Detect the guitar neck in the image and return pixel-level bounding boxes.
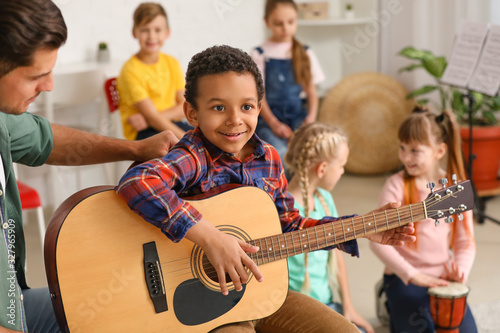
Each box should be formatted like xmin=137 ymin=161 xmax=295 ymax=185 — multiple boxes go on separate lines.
xmin=248 ymin=202 xmax=426 ymax=265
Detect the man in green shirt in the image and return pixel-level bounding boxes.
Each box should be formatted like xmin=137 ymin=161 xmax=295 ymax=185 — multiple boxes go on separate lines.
xmin=0 ymin=1 xmax=177 ymax=331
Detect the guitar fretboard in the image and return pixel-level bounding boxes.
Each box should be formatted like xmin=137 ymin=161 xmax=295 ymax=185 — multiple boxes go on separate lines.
xmin=248 ymin=202 xmax=426 ymax=265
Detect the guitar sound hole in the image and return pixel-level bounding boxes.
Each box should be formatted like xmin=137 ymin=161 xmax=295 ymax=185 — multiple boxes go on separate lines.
xmin=202 ymin=254 xmax=233 ymax=283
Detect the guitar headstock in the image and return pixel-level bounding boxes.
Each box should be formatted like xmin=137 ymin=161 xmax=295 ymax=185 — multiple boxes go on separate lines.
xmin=424 ymin=178 xmax=474 ymax=226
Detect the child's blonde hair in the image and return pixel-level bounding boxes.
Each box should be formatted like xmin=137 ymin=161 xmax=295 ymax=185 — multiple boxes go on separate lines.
xmin=285 ymin=122 xmax=348 ymax=218
xmin=264 ymin=0 xmax=311 ymax=88
xmin=133 ymin=2 xmax=169 ymax=30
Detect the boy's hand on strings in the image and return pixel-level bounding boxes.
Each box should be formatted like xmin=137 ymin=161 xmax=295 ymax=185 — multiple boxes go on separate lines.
xmin=185 ymin=219 xmax=263 ymax=295
xmin=441 ymin=261 xmax=465 ymax=283
xmin=410 ymin=272 xmax=449 ymax=288
xmin=365 ymin=202 xmax=416 ymax=246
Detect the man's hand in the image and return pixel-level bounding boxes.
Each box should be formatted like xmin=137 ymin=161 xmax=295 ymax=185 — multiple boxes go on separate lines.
xmin=365 ymin=202 xmax=416 ymax=246
xmin=134 ymin=130 xmax=179 ymax=162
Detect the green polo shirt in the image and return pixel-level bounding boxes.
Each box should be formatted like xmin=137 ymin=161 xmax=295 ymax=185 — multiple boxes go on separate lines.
xmin=0 ymin=112 xmax=53 ymax=331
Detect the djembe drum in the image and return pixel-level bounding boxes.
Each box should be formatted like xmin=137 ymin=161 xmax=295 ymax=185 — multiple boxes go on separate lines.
xmin=428 ymin=282 xmax=470 ymax=333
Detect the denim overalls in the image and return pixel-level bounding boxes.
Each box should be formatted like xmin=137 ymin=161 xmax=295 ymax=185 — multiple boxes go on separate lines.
xmin=254 ymin=46 xmax=307 ymax=164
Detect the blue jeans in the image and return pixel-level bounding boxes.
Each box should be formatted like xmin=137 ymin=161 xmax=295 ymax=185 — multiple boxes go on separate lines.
xmin=255 ymin=121 xmax=288 ymax=166
xmin=255 ymin=52 xmax=307 ymax=171
xmin=23 ymin=287 xmax=61 ymax=333
xmin=383 ymin=274 xmax=477 ymax=333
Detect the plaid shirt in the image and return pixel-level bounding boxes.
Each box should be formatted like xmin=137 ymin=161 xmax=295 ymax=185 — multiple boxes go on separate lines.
xmin=116 ymin=127 xmax=358 ymax=256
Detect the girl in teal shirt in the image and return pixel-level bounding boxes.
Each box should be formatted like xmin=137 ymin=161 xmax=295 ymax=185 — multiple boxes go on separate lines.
xmin=285 ymin=122 xmax=374 ymax=333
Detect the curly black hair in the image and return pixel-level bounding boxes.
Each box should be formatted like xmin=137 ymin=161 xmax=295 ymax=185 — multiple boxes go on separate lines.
xmin=184 ymin=45 xmax=264 ymax=109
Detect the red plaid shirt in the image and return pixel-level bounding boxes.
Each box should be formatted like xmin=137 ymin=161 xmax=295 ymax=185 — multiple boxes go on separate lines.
xmin=116 ymin=127 xmax=358 ymax=256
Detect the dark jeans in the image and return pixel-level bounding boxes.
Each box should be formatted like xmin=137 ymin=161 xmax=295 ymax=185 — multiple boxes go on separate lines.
xmin=383 ymin=274 xmax=477 ymax=333
xmin=23 ymin=287 xmax=61 ymax=333
xmin=135 ymin=120 xmax=193 ymax=140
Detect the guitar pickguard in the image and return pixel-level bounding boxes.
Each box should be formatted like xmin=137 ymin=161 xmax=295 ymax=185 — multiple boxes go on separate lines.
xmin=173 ymin=279 xmax=245 ymax=325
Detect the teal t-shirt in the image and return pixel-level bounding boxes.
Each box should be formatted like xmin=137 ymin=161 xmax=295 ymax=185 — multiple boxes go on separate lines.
xmin=0 ymin=112 xmax=53 ymax=331
xmin=287 ymin=188 xmax=338 ymax=305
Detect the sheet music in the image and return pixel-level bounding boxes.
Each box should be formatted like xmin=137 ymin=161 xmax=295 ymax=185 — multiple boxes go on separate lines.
xmin=468 ymin=25 xmax=500 ymax=96
xmin=440 ymin=22 xmax=489 ymax=89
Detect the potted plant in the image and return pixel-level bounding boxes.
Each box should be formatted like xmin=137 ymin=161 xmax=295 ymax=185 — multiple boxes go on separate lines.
xmin=398 ymin=46 xmax=500 ymax=191
xmin=345 ymin=3 xmax=354 ymax=19
xmin=97 ymin=42 xmax=110 ymax=63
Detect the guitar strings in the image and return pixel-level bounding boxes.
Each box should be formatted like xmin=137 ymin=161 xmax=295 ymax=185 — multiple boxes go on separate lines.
xmin=156 ymin=191 xmax=462 ymax=289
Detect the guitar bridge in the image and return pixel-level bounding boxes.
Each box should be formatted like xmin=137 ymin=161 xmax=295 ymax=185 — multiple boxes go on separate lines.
xmin=143 ymin=242 xmax=168 ymax=313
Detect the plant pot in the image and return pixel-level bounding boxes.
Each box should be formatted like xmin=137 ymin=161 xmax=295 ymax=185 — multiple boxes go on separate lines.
xmin=97 ymin=49 xmax=110 ymax=63
xmin=345 ymin=10 xmax=355 ymax=19
xmin=460 ymin=126 xmax=500 ymax=191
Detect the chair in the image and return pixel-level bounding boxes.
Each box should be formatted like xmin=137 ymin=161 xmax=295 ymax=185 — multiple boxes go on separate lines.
xmin=104 ymin=77 xmax=119 ymax=113
xmin=17 ymin=181 xmax=46 ymax=246
xmin=103 ymin=77 xmax=125 ymax=183
xmin=103 ymin=77 xmax=123 ymax=138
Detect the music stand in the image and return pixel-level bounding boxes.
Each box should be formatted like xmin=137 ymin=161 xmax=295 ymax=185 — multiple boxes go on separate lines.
xmin=462 ymin=92 xmax=500 ymax=225
xmin=440 ymin=21 xmax=500 ymax=225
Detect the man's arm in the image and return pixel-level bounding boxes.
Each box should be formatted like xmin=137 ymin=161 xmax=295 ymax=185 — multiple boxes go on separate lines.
xmin=46 ymin=123 xmax=178 ymax=165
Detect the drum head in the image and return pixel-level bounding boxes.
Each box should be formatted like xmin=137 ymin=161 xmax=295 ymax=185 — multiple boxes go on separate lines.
xmin=428 ymin=282 xmax=470 ymax=298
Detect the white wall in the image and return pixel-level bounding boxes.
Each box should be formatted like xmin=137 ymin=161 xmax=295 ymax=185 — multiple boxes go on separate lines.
xmin=379 ymin=0 xmax=492 ymax=99
xmin=54 ymin=0 xmax=267 ymax=70
xmin=23 ymin=0 xmax=497 ymax=212
xmin=23 ymin=0 xmax=271 ymax=211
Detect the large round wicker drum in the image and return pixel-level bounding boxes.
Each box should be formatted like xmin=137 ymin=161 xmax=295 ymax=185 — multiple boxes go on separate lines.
xmin=319 ymin=72 xmax=414 ymax=174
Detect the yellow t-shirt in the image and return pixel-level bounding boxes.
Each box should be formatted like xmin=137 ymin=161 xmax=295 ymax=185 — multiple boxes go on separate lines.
xmin=117 ymin=53 xmax=185 ymax=140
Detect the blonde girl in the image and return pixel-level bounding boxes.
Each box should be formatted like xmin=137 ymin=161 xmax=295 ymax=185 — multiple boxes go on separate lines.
xmin=285 ymin=122 xmax=374 ymax=333
xmin=370 ymin=107 xmax=477 ymax=332
xmin=251 ymin=0 xmax=325 ymax=165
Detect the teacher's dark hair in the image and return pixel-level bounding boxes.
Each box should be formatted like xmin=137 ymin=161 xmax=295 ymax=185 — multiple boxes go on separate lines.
xmin=0 ymin=0 xmax=67 ymax=78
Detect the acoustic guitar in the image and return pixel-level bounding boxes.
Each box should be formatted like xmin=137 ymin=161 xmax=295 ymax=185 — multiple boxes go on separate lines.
xmin=44 ymin=181 xmax=473 ymax=332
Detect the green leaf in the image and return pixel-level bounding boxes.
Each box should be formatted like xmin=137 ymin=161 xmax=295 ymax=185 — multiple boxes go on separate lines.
xmin=482 ymin=111 xmax=498 ymax=125
xmin=423 ymin=57 xmax=447 ymax=79
xmin=406 ymin=85 xmax=437 ymax=99
xmin=451 ymin=90 xmax=465 ymax=112
xmin=491 ymin=96 xmax=500 ymax=110
xmin=398 ymin=64 xmax=423 ymax=74
xmin=416 ymin=98 xmax=429 ymax=105
xmin=471 ymin=91 xmax=484 ymax=110
xmin=399 ymin=46 xmax=434 ymax=60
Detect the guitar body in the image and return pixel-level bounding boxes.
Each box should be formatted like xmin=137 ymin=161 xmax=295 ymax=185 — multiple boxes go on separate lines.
xmin=45 ymin=186 xmax=288 ymax=333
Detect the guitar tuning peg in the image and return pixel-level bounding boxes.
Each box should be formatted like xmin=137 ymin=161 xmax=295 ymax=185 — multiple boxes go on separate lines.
xmin=426 ymin=182 xmax=436 ymax=193
xmin=458 ymin=213 xmax=464 ymax=221
xmin=439 ymin=178 xmax=448 ymax=188
xmin=434 ymin=219 xmax=440 ymax=227
xmin=452 ymin=174 xmax=458 ymax=185
xmin=445 ymin=216 xmax=454 ymax=224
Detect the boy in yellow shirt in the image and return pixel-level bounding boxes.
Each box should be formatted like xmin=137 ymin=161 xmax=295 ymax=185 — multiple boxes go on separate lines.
xmin=117 ymin=2 xmax=191 ymax=140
